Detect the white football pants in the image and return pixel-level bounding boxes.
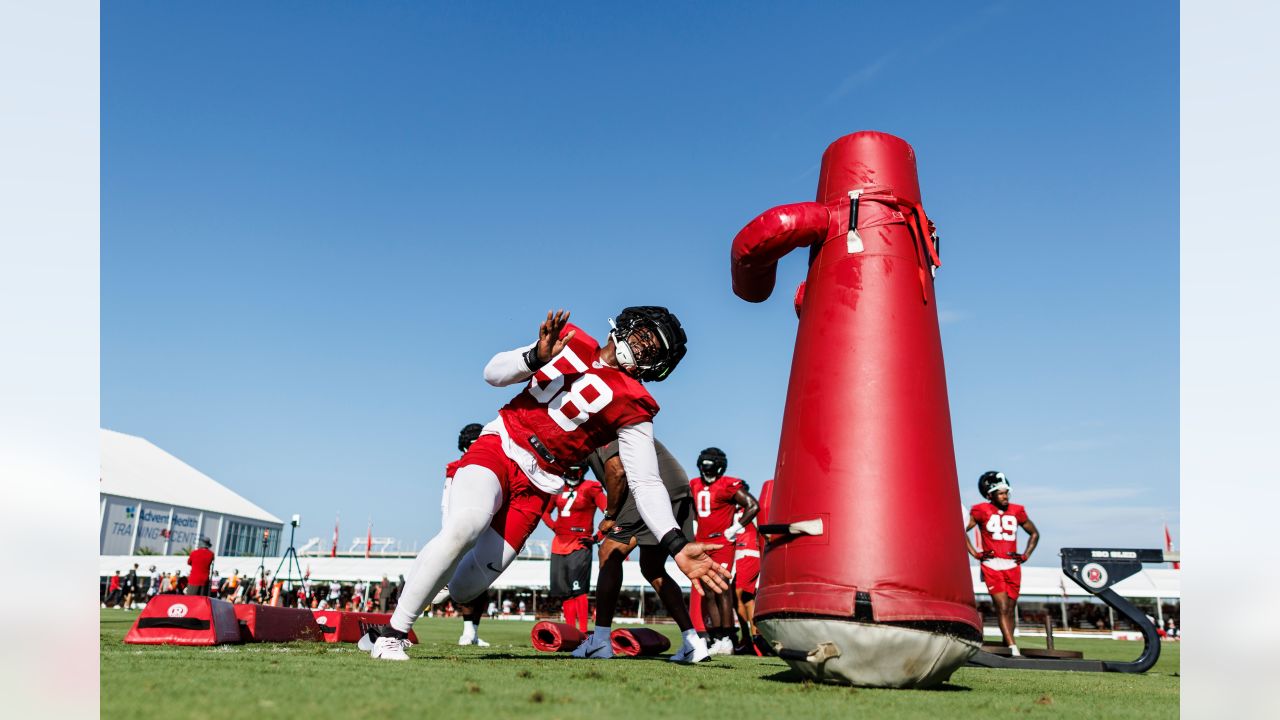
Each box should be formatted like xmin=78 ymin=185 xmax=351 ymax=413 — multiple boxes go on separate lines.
xmin=389 ymin=465 xmax=520 ymax=634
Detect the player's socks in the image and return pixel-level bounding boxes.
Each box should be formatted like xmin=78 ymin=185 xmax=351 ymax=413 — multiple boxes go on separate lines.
xmin=593 ymin=625 xmax=612 ymax=643
xmin=1009 ymin=645 xmax=1020 ymax=657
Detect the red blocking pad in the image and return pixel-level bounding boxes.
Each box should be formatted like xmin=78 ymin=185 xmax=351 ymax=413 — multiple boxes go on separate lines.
xmin=530 ymin=621 xmax=586 ymax=652
xmin=311 ymin=610 xmax=417 ymax=644
xmin=610 ymin=627 xmax=671 ymax=657
xmin=123 ymin=595 xmax=241 ymax=646
xmin=234 ymin=604 xmax=323 ymax=643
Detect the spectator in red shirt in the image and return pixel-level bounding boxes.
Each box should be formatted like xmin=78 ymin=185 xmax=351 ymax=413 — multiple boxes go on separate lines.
xmin=186 ymin=537 xmax=215 ymax=596
xmin=104 ymin=571 xmax=122 ymax=608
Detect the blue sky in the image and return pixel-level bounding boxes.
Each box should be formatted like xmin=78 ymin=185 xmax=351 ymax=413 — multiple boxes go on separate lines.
xmin=103 ymin=2 xmax=1178 ymax=557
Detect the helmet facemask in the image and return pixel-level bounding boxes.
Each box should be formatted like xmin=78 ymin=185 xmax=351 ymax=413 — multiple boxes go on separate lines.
xmin=978 ymin=471 xmax=1011 ymax=501
xmin=607 ymin=306 xmax=687 ymax=382
xmin=699 ymin=461 xmax=722 ymax=483
xmin=697 ymin=447 xmax=727 ymax=483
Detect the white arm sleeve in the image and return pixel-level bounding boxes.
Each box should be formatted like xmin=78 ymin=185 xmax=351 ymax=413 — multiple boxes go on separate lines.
xmin=616 ymin=422 xmax=678 ymax=539
xmin=483 ymin=341 xmax=537 ymax=387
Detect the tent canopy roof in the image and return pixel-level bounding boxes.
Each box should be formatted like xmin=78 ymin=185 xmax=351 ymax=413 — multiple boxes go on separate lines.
xmin=100 ymin=429 xmax=280 ymax=524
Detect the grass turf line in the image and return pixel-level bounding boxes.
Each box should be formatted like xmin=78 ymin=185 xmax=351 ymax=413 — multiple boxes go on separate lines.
xmin=101 ymin=610 xmax=1178 ymax=719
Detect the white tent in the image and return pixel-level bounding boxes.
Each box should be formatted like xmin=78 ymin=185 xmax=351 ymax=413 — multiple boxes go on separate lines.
xmin=100 ymin=429 xmax=280 ymax=524
xmin=99 ymin=429 xmax=282 ymax=556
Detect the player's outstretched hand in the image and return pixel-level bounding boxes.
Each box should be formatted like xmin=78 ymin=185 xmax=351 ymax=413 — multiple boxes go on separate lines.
xmin=537 ymin=309 xmax=575 ymax=363
xmin=674 ymin=542 xmax=733 ymax=594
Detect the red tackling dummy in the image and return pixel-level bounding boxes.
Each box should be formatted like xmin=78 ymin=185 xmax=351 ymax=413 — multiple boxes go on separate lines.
xmin=730 ymin=131 xmax=981 ymax=688
xmin=609 ymin=627 xmax=671 ymax=657
xmin=234 ymin=604 xmax=323 ymax=643
xmin=311 ymin=610 xmax=419 ymax=644
xmin=530 ymin=621 xmax=586 ymax=652
xmin=123 ymin=595 xmax=241 ymax=646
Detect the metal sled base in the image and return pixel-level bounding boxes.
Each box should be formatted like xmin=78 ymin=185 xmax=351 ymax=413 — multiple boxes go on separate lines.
xmin=966 ymin=547 xmax=1177 ymax=674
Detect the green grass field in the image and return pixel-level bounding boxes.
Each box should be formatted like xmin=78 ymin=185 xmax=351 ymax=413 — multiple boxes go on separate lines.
xmin=101 ymin=610 xmax=1178 ymax=719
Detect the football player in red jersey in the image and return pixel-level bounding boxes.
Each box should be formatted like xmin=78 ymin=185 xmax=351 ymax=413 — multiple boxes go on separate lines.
xmin=575 ymin=437 xmax=709 ymax=662
xmin=689 ymin=447 xmax=758 ymax=656
xmin=542 ymin=461 xmax=606 ymax=633
xmin=966 ymin=471 xmax=1040 ymax=656
xmin=366 ymin=308 xmax=732 ymax=661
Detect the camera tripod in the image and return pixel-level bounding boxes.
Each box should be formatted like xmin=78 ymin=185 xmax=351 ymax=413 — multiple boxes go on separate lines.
xmin=273 ymin=521 xmax=305 ymax=607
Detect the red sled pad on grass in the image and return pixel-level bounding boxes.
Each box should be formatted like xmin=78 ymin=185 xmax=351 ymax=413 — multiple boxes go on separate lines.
xmin=123 ymin=595 xmax=241 ymax=646
xmin=531 ymin=621 xmax=585 ymax=652
xmin=310 ymin=610 xmax=418 ymax=644
xmin=234 ymin=604 xmax=323 ymax=643
xmin=610 ymin=627 xmax=671 ymax=656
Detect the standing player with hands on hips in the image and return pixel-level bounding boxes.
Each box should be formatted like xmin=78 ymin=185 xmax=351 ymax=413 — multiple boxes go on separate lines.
xmin=966 ymin=471 xmax=1040 ymax=656
xmin=366 ymin=308 xmax=733 ymax=661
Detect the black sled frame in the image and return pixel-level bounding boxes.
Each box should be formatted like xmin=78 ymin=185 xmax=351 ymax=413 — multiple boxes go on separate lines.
xmin=967 ymin=547 xmax=1177 ymax=673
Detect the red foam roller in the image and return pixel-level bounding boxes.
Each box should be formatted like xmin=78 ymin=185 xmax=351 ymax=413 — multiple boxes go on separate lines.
xmin=610 ymin=627 xmax=671 ymax=657
xmin=530 ymin=621 xmax=585 ymax=652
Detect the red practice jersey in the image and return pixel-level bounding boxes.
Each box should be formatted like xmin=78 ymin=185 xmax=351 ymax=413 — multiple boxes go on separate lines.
xmin=543 ymin=479 xmax=607 ymax=554
xmin=970 ymin=502 xmax=1029 ymax=560
xmin=690 ymin=475 xmax=744 ymax=540
xmin=445 ymin=460 xmax=462 ymax=480
xmin=499 ymin=324 xmax=659 ymax=475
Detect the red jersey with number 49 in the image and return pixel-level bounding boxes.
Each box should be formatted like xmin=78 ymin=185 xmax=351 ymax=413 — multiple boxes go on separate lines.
xmin=542 ymin=479 xmax=607 ymax=554
xmin=971 ymin=502 xmax=1028 ymax=559
xmin=690 ymin=475 xmax=744 ymax=540
xmin=500 ymin=324 xmax=659 ymax=475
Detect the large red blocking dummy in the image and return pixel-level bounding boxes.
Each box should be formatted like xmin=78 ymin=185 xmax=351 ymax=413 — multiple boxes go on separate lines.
xmin=730 ymin=131 xmax=981 ymax=688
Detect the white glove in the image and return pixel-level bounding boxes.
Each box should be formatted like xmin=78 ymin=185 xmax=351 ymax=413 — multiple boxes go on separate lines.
xmin=724 ymin=523 xmax=744 ymax=542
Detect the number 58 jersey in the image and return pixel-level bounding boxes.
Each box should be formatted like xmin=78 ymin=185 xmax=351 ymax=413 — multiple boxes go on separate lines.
xmin=499 ymin=324 xmax=659 ymax=478
xmin=970 ymin=502 xmax=1028 ymax=561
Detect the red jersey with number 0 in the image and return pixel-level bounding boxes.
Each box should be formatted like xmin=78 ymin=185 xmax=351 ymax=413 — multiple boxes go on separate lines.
xmin=499 ymin=324 xmax=659 ymax=475
xmin=970 ymin=502 xmax=1028 ymax=559
xmin=690 ymin=475 xmax=744 ymax=540
xmin=543 ymin=479 xmax=607 ymax=554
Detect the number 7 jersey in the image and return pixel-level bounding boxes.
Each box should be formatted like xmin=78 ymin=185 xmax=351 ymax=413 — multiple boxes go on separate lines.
xmin=499 ymin=324 xmax=660 ymax=478
xmin=970 ymin=502 xmax=1028 ymax=560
